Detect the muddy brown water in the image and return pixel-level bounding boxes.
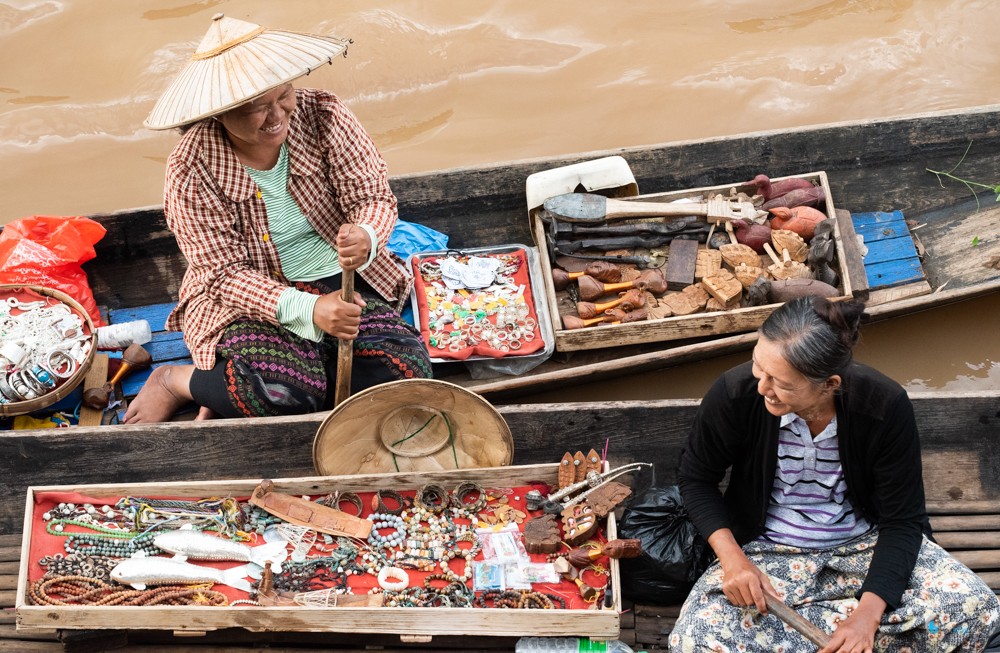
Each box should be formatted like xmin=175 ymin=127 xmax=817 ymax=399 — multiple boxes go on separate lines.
xmin=1 ymin=1 xmax=997 ymax=397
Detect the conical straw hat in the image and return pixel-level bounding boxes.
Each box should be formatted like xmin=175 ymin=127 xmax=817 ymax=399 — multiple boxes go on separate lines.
xmin=312 ymin=379 xmax=514 ymax=476
xmin=144 ymin=13 xmax=350 ymax=130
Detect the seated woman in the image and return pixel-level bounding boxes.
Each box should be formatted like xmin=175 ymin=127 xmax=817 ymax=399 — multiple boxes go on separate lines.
xmin=125 ymin=14 xmax=431 ymax=422
xmin=670 ymin=297 xmax=999 ymax=652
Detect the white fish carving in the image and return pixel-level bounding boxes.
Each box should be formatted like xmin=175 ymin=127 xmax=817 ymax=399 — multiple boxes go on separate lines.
xmin=111 ymin=554 xmax=254 ymax=592
xmin=153 ymin=528 xmax=287 ymax=571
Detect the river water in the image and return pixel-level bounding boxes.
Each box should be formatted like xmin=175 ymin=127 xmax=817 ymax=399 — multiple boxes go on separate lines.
xmin=1 ymin=1 xmax=997 ymax=397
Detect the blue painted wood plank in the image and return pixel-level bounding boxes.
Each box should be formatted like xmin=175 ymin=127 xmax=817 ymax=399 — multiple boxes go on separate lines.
xmin=860 ymin=258 xmax=925 ymax=287
xmin=107 ymin=302 xmax=176 ymax=330
xmin=852 ymin=210 xmax=924 ymax=290
xmin=121 ymin=358 xmax=194 ymax=398
xmin=861 ymin=237 xmax=921 ymax=266
xmin=851 ymin=210 xmax=905 ymax=228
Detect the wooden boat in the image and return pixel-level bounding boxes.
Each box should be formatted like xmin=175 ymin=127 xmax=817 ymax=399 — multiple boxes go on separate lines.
xmin=73 ymin=104 xmax=1000 ymax=406
xmin=1 ymin=391 xmax=998 ymax=650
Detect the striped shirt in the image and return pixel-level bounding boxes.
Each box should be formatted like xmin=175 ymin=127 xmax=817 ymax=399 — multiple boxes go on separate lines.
xmin=244 ymin=144 xmax=377 ymax=341
xmin=761 ymin=413 xmax=872 ymax=548
xmin=163 ymin=88 xmax=408 ymax=368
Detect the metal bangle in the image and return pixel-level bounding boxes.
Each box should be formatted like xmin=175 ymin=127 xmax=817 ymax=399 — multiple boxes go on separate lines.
xmin=325 ymin=491 xmax=363 ymax=517
xmin=414 ymin=484 xmax=448 ymax=514
xmin=19 ymin=368 xmax=47 ymax=395
xmin=372 ymin=489 xmax=406 ymax=516
xmin=451 ymin=481 xmax=487 ymax=513
xmin=0 ymin=372 xmax=22 ymax=402
xmin=10 ymin=372 xmax=35 ymax=400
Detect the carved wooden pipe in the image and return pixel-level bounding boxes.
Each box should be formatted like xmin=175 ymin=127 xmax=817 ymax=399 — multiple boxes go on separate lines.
xmin=82 ymin=343 xmax=152 ymax=410
xmin=567 ymin=539 xmax=643 ymax=568
xmin=551 ymin=261 xmax=623 ymax=291
xmin=604 ymin=307 xmax=648 ymax=323
xmin=578 ymin=288 xmax=647 ymax=318
xmin=562 ymin=314 xmax=622 ymax=330
xmin=577 ymin=269 xmax=667 ymax=301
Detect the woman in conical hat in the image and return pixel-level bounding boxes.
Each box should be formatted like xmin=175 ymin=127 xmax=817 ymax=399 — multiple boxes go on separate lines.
xmin=125 ymin=14 xmax=431 ymax=422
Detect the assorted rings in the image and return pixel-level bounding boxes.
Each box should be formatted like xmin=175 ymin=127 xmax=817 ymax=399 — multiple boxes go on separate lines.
xmin=377 ymin=566 xmax=409 ymax=592
xmin=413 ymin=484 xmax=448 ymax=514
xmin=0 ymin=292 xmax=91 ymax=403
xmin=418 ymin=252 xmax=538 ymax=355
xmin=367 ymin=512 xmax=406 ymax=549
xmin=371 ymin=489 xmax=406 ymax=515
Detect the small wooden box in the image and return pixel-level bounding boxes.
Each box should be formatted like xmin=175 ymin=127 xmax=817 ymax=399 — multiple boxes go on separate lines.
xmin=16 ymin=464 xmax=621 ymax=640
xmin=530 ymin=171 xmax=852 ymax=352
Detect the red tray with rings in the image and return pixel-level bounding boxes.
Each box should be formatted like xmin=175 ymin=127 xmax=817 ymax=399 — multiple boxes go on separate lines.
xmin=409 ymin=246 xmax=549 ymax=362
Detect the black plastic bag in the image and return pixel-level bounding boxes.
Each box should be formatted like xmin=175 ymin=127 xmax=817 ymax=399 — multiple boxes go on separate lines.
xmin=617 ymin=485 xmax=711 ymax=605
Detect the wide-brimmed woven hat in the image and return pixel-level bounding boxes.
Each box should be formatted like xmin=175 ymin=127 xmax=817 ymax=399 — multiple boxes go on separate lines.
xmin=144 ymin=13 xmax=351 ymax=130
xmin=312 ymin=379 xmax=514 ymax=476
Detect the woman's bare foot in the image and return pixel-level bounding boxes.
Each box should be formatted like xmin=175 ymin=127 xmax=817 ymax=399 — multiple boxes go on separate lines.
xmin=195 ymin=406 xmax=215 ymax=420
xmin=123 ymin=365 xmax=195 ymax=423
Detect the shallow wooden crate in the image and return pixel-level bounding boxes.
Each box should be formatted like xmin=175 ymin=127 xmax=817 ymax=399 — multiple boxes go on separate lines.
xmin=16 ymin=464 xmax=622 ymax=641
xmin=530 ymin=171 xmax=853 ymax=352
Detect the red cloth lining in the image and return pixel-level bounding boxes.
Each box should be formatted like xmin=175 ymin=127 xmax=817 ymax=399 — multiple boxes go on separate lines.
xmin=411 ymin=249 xmax=545 ymax=361
xmin=28 ymin=487 xmax=606 ymax=610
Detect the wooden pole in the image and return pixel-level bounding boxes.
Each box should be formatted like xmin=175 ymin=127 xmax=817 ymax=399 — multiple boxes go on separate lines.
xmin=764 ymin=594 xmax=831 ymax=649
xmin=333 ymin=269 xmax=355 ymax=407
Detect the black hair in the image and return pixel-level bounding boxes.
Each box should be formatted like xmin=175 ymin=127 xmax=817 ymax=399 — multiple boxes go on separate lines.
xmin=758 ymin=297 xmax=867 ymax=384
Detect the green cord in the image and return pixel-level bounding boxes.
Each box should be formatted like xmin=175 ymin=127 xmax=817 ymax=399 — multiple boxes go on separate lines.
xmin=389 ymin=411 xmax=460 ymax=471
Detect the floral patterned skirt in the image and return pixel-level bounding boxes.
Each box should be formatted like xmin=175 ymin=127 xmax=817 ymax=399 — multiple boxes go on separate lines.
xmin=669 ymin=532 xmax=999 ymax=652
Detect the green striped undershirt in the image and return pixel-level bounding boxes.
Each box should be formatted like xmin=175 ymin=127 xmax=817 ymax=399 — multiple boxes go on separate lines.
xmin=244 ymin=144 xmax=376 ymax=341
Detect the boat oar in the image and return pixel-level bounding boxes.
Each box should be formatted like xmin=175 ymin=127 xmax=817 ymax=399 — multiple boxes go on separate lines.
xmin=764 ymin=594 xmax=831 ymax=649
xmin=333 ymin=269 xmax=355 ymax=407
xmin=543 ymin=192 xmax=766 ymax=224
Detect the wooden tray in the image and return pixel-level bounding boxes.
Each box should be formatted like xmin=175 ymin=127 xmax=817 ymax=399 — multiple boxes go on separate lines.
xmin=531 ymin=171 xmax=852 ymax=352
xmin=0 ymin=284 xmax=95 ymax=416
xmin=16 ymin=464 xmax=622 ymax=641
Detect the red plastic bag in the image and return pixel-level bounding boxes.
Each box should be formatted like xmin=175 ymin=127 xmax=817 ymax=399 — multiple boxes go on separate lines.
xmin=0 ymin=216 xmax=107 ymax=326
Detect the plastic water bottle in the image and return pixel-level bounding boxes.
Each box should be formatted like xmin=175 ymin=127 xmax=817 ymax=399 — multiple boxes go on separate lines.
xmin=515 ymin=637 xmax=635 ymax=652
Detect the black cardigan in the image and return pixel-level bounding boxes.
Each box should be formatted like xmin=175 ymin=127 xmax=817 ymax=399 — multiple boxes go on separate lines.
xmin=678 ymin=361 xmax=930 ymax=610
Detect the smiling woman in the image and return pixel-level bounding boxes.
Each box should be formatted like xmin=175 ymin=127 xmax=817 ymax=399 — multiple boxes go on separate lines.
xmin=672 ymin=297 xmax=1000 ymax=652
xmin=122 ymin=13 xmax=432 ymax=424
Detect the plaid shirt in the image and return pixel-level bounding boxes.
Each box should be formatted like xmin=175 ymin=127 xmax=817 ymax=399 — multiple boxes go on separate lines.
xmin=163 ymin=88 xmax=411 ymax=369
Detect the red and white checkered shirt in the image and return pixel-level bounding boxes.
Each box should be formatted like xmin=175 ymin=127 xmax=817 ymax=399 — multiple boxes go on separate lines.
xmin=163 ymin=88 xmax=411 ymax=369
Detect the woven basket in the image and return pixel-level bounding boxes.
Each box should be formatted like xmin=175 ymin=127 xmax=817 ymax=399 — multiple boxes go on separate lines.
xmin=0 ymin=285 xmax=96 ymax=417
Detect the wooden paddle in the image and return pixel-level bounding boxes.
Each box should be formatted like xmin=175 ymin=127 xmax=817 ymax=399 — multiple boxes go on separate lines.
xmin=764 ymin=594 xmax=832 ymax=648
xmin=333 ymin=268 xmax=355 ymax=407
xmin=543 ymin=192 xmax=767 ymax=224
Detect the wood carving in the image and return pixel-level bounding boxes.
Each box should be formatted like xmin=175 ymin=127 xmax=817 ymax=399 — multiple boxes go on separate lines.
xmin=573 ymin=451 xmax=588 ymax=482
xmin=659 ymin=291 xmax=702 ymax=316
xmin=694 ymin=248 xmax=722 ymax=280
xmin=561 ymin=503 xmax=598 ymax=546
xmin=764 ymin=242 xmax=813 ymax=281
xmin=771 ymin=229 xmax=808 ymax=262
xmin=249 ymin=480 xmax=373 ymax=539
xmin=523 ymin=514 xmax=563 ymax=554
xmin=582 ymin=480 xmax=633 ymax=518
xmin=558 ymin=452 xmax=575 ymax=489
xmin=584 ymin=449 xmax=602 ymax=477
xmin=567 ymin=538 xmax=643 ymax=568
xmin=702 ymin=269 xmax=742 ymax=308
